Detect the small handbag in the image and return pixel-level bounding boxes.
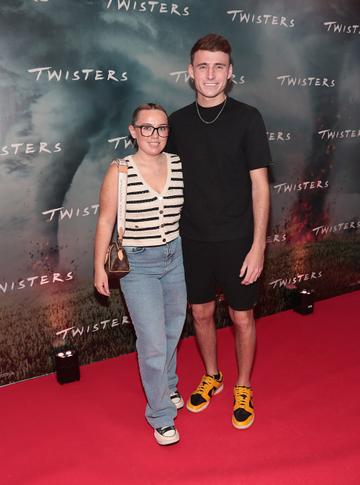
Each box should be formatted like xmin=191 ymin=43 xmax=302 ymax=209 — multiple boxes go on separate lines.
xmin=104 ymin=159 xmax=130 ymax=279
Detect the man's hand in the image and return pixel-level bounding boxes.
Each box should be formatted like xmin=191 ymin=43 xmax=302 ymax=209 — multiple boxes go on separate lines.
xmin=239 ymin=245 xmax=265 ymax=285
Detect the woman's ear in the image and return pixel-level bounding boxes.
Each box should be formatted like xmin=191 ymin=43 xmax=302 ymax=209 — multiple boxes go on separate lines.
xmin=128 ymin=124 xmax=137 ymax=141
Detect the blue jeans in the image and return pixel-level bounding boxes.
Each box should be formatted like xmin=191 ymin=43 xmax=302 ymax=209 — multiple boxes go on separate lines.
xmin=120 ymin=237 xmax=187 ymax=429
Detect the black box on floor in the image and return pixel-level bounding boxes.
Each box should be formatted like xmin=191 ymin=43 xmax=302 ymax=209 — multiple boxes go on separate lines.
xmin=55 ymin=349 xmax=80 ymax=384
xmin=293 ymin=289 xmax=315 ymax=315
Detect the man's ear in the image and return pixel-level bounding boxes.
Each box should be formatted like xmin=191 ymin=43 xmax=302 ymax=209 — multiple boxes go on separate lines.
xmin=188 ymin=63 xmax=194 ymax=80
xmin=227 ymin=64 xmax=233 ymax=80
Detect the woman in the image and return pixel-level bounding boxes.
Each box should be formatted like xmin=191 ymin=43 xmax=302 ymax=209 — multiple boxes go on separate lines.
xmin=94 ymin=103 xmax=186 ymax=446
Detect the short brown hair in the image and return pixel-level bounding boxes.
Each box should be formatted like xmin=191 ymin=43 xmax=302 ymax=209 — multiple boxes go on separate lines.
xmin=131 ymin=102 xmax=168 ymax=126
xmin=190 ymin=33 xmax=232 ymax=64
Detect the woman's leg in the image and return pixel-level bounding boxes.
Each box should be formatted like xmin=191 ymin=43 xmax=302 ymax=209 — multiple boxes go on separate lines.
xmin=161 ymin=237 xmax=187 ymax=392
xmin=120 ymin=246 xmax=177 ymax=429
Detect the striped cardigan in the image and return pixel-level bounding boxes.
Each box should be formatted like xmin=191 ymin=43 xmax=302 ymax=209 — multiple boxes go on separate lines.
xmin=121 ymin=152 xmax=183 ymax=247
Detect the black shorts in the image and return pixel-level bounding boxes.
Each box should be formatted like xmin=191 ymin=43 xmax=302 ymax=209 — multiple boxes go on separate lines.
xmin=181 ymin=237 xmax=259 ymax=311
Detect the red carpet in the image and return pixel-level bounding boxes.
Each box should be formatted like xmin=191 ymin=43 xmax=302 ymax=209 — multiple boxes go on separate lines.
xmin=2 ymin=291 xmax=360 ymax=484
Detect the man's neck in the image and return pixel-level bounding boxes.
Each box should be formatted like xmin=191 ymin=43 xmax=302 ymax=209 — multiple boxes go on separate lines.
xmin=196 ymin=93 xmax=227 ymax=108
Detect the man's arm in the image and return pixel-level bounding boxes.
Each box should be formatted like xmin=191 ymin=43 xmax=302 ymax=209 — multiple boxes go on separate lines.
xmin=240 ymin=167 xmax=270 ymax=285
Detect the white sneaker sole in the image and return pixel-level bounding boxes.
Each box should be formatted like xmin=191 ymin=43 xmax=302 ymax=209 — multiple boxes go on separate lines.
xmin=186 ymin=383 xmax=224 ymax=413
xmin=154 ymin=428 xmax=180 ymax=446
xmin=171 ymin=396 xmax=184 ymax=410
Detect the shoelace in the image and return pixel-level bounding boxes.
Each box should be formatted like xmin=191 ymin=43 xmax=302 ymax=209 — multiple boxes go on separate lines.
xmin=158 ymin=426 xmax=175 ymax=436
xmin=234 ymin=387 xmax=250 ymax=408
xmin=195 ymin=375 xmax=217 ymax=394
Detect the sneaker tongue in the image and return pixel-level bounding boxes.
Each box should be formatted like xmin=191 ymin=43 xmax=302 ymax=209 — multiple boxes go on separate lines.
xmin=162 ymin=427 xmax=175 ymax=437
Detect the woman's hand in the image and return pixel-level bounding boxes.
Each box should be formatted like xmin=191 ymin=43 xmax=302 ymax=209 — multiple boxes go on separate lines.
xmin=94 ymin=268 xmax=110 ymax=296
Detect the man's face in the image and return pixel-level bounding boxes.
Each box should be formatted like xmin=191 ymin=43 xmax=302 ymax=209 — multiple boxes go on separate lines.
xmin=188 ymin=50 xmax=233 ymax=104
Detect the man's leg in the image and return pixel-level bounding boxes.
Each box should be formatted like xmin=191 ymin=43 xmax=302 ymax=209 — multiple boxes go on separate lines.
xmin=181 ymin=238 xmax=224 ymax=412
xmin=191 ymin=300 xmax=218 ymax=375
xmin=228 ymin=307 xmax=256 ymax=386
xmin=186 ymin=301 xmax=224 ymax=412
xmin=218 ymin=238 xmax=259 ymax=429
xmin=181 ymin=237 xmax=219 ymax=374
xmin=229 ymin=307 xmax=256 ymax=429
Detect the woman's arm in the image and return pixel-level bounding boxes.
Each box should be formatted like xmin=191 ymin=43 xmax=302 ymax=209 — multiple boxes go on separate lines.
xmin=94 ymin=164 xmax=118 ymax=296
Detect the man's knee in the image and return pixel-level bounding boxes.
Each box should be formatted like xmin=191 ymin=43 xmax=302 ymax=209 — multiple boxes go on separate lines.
xmin=191 ymin=301 xmax=215 ymax=325
xmin=229 ymin=308 xmax=255 ymax=331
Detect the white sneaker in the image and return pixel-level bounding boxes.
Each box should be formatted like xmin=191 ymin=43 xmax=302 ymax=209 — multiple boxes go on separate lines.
xmin=154 ymin=426 xmax=180 ymax=446
xmin=170 ymin=390 xmax=184 ymax=409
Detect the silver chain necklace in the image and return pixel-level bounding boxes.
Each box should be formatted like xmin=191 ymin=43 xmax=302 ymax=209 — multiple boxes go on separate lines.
xmin=195 ymin=96 xmax=227 ymax=125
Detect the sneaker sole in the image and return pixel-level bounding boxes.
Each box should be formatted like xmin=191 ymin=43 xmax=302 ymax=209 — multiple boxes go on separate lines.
xmin=172 ymin=397 xmax=184 ymax=410
xmin=232 ymin=414 xmax=255 ymax=430
xmin=154 ymin=429 xmax=180 ymax=446
xmin=186 ymin=384 xmax=224 ymax=413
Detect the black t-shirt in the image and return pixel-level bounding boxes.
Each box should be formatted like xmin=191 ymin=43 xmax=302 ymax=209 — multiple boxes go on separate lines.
xmin=167 ymin=97 xmax=271 ymax=241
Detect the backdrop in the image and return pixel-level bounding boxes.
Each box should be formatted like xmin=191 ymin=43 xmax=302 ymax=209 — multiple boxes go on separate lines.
xmin=1 ymin=0 xmax=359 ymax=386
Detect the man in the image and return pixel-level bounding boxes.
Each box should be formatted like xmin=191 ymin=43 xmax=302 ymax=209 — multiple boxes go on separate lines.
xmin=167 ymin=33 xmax=271 ymax=429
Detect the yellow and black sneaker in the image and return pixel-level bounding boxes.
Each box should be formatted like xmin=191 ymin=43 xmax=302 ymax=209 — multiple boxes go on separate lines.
xmin=232 ymin=385 xmax=255 ymax=429
xmin=186 ymin=372 xmax=224 ymax=413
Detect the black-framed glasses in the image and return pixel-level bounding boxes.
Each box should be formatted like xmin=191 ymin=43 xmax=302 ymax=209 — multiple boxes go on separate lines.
xmin=134 ymin=124 xmax=170 ymax=137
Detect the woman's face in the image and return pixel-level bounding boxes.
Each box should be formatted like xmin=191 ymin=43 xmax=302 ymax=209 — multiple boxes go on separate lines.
xmin=129 ymin=109 xmax=169 ymax=157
